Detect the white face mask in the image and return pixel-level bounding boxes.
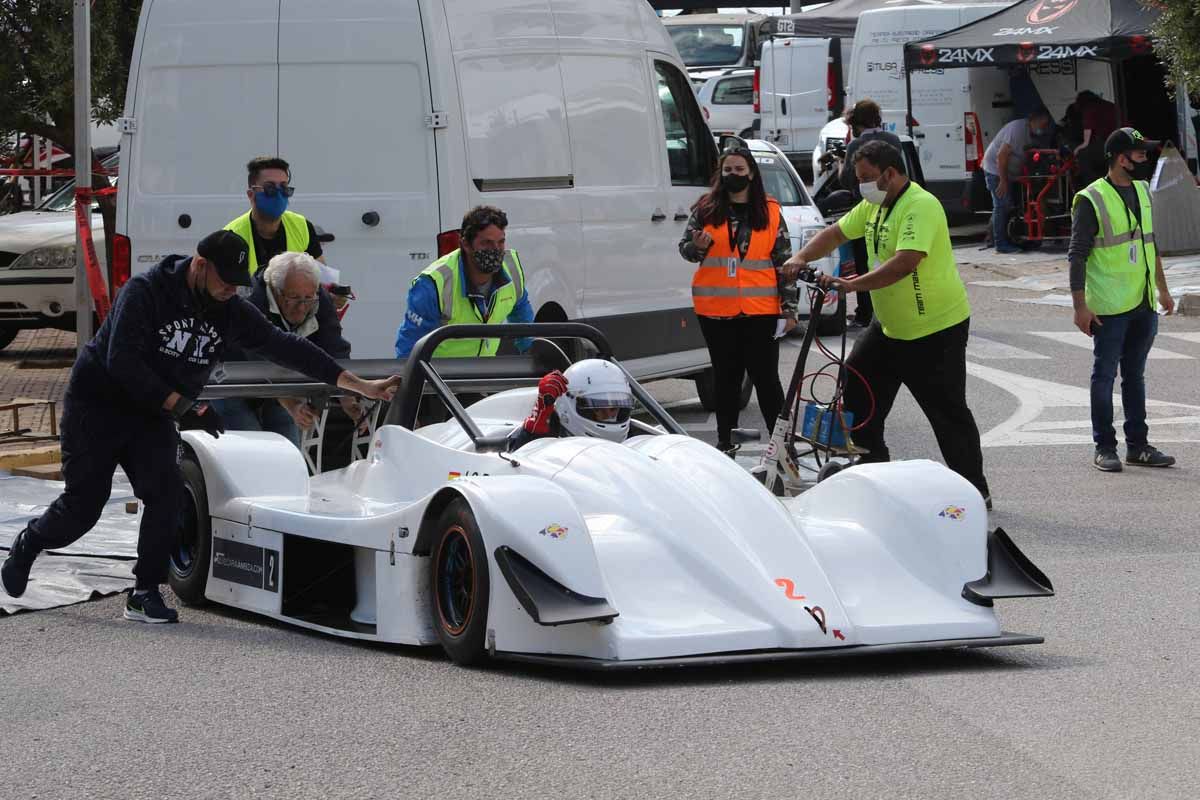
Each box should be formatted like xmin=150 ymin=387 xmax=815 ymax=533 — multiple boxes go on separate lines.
xmin=859 ymin=177 xmax=888 ymax=205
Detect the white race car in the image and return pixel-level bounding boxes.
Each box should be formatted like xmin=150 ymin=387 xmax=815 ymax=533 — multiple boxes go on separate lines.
xmin=174 ymin=323 xmax=1053 ymax=669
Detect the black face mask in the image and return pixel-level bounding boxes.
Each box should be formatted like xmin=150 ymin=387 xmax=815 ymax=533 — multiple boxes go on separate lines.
xmin=471 ymin=247 xmax=506 ymax=275
xmin=1124 ymin=157 xmax=1153 ymax=181
xmin=721 ymin=173 xmax=751 ymax=194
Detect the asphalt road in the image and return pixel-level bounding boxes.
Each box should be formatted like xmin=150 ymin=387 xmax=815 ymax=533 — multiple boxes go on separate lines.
xmin=3 ymin=270 xmax=1200 ymax=799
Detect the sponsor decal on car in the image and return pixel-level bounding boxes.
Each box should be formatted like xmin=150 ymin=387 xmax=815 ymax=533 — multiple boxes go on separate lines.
xmin=212 ymin=538 xmax=279 ymax=592
xmin=938 ymin=505 xmax=966 ymax=520
xmin=539 ymin=524 xmax=568 ymax=539
xmin=774 ymin=577 xmax=806 ymax=601
xmin=776 ymin=580 xmax=844 ymax=640
xmin=994 ymin=26 xmax=1059 ymax=36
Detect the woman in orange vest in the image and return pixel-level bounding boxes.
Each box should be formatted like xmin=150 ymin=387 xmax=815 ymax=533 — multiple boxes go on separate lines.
xmin=679 ymin=146 xmax=798 ymax=455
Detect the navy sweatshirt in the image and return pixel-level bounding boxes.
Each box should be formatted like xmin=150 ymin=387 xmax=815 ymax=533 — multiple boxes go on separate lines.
xmin=224 ymin=276 xmax=351 ymax=362
xmin=71 ymin=255 xmax=345 ymax=414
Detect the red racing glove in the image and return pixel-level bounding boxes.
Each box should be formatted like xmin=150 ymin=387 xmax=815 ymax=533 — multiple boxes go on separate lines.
xmin=523 ymin=370 xmax=569 ymax=435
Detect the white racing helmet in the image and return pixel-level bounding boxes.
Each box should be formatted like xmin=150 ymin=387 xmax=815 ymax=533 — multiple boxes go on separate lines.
xmin=554 ymin=359 xmax=635 ymax=442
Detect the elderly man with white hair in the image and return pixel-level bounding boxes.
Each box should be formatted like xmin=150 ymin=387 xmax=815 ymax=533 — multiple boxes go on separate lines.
xmin=211 ymin=251 xmax=359 ymax=447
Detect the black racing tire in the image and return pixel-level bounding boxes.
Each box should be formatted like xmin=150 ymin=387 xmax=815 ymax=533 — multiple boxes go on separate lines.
xmin=430 ymin=498 xmax=490 ymax=666
xmin=695 ymin=369 xmax=753 ymax=412
xmin=169 ymin=456 xmax=211 ymax=606
xmin=0 ymin=327 xmax=18 ymax=351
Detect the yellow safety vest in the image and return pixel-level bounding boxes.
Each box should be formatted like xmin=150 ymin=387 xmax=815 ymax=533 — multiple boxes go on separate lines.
xmin=224 ymin=210 xmax=311 ymax=276
xmin=418 ymin=249 xmax=526 ymax=358
xmin=1073 ymin=179 xmax=1157 ymax=316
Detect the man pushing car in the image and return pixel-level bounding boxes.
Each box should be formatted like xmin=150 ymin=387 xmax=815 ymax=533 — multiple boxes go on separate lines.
xmin=1 ymin=231 xmax=400 ymax=623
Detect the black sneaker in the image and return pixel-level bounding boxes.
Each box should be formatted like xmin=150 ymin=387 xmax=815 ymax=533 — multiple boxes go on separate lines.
xmin=2 ymin=528 xmax=39 ymax=598
xmin=1093 ymin=448 xmax=1123 ymax=472
xmin=124 ymin=588 xmax=179 ymax=623
xmin=1126 ymin=445 xmax=1176 ymax=468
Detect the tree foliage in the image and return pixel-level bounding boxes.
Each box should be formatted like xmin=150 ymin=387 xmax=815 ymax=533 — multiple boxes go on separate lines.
xmin=0 ymin=0 xmax=143 ymax=157
xmin=1151 ymin=0 xmax=1200 ymax=90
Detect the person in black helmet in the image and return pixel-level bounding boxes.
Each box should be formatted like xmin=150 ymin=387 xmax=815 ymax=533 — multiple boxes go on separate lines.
xmin=1 ymin=231 xmax=401 ymax=622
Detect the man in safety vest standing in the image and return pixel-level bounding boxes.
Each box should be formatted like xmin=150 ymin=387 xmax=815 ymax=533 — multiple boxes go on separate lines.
xmin=225 ymin=156 xmax=326 ymax=276
xmin=1069 ymin=128 xmax=1176 ymax=472
xmin=394 ymin=205 xmax=533 ymax=358
xmin=784 ymin=140 xmax=991 ymax=506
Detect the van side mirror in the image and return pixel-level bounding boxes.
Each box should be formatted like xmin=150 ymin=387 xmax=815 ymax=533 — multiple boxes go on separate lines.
xmin=719 ymin=134 xmax=749 ymax=153
xmin=817 ymin=190 xmax=856 ymax=217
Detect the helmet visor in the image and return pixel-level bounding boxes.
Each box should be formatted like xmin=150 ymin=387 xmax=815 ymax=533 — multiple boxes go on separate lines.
xmin=576 ymin=392 xmax=634 ymax=424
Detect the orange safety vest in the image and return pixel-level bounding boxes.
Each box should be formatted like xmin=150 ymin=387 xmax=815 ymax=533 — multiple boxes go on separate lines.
xmin=691 ymin=199 xmax=782 ymax=318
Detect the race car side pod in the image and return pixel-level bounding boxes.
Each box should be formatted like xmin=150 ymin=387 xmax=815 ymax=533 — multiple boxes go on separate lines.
xmin=961 ymin=527 xmax=1055 ymax=607
xmin=493 ymin=546 xmax=619 ymax=626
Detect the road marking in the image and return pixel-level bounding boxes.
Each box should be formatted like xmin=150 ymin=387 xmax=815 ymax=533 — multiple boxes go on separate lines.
xmin=1159 ymin=332 xmax=1200 ymax=344
xmin=967 ymin=335 xmax=1050 ymax=360
xmin=967 ymin=362 xmax=1200 ymax=446
xmin=1029 ymin=330 xmax=1193 ymax=359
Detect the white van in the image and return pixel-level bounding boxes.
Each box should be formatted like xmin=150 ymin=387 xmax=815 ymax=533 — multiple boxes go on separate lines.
xmin=847 ymin=5 xmax=1115 ymax=217
xmin=114 ymin=0 xmax=722 ymax=388
xmin=758 ymin=36 xmax=841 ymax=185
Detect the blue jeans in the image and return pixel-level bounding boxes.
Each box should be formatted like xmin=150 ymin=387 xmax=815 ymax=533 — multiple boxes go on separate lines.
xmin=984 ymin=171 xmax=1014 ymax=249
xmin=1090 ymin=307 xmax=1158 ymax=450
xmin=210 ymin=398 xmax=302 ymax=449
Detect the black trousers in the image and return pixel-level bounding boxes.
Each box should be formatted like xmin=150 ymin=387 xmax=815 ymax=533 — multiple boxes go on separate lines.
xmin=22 ymin=386 xmax=183 ymax=589
xmin=850 ymin=237 xmax=874 ymax=322
xmin=698 ymin=315 xmax=785 ymax=445
xmin=842 ymin=318 xmax=989 ymax=497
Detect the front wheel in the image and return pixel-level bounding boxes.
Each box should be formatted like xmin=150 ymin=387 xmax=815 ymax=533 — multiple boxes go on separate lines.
xmin=430 ymin=498 xmax=491 ymax=666
xmin=169 ymin=456 xmax=211 ymax=605
xmin=695 ymin=369 xmax=753 ymax=412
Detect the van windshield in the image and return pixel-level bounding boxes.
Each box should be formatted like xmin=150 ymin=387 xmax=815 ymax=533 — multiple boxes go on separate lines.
xmin=668 ymin=24 xmax=746 ymax=68
xmin=756 ymin=157 xmax=806 ymax=207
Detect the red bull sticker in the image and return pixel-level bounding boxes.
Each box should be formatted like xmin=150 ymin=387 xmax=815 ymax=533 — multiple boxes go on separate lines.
xmin=540 ymin=524 xmax=568 ymax=540
xmin=939 ymin=506 xmax=966 ymax=521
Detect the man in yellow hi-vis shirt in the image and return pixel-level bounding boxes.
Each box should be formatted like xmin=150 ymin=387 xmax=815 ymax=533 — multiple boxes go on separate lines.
xmin=784 ymin=140 xmax=990 ymax=506
xmin=1069 ymin=128 xmax=1175 ymax=472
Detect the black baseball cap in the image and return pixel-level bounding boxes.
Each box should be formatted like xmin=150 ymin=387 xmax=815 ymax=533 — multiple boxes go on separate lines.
xmin=1105 ymin=127 xmax=1160 ymax=160
xmin=196 ymin=230 xmax=253 ymax=287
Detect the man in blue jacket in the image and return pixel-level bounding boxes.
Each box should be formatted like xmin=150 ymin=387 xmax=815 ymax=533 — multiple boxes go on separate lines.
xmin=394 ymin=206 xmax=534 ymax=358
xmin=1 ymin=231 xmax=399 ymax=623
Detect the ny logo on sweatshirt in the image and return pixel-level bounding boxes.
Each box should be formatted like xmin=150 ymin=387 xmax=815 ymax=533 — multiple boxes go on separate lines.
xmin=157 ymin=317 xmax=223 ymax=365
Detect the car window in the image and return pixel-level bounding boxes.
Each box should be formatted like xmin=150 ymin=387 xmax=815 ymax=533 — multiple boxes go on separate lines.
xmin=755 ymin=155 xmax=806 ymax=207
xmin=668 ymin=24 xmax=746 ymax=68
xmin=655 ymin=61 xmax=717 ymax=187
xmin=36 ymin=155 xmax=119 ymax=212
xmin=712 ymin=75 xmax=753 ymax=106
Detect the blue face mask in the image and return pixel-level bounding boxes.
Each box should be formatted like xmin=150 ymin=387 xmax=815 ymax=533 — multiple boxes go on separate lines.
xmin=254 ymin=190 xmax=289 ymax=220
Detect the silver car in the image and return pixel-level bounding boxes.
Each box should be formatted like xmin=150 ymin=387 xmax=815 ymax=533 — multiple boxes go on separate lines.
xmin=0 ymin=155 xmax=116 ymax=350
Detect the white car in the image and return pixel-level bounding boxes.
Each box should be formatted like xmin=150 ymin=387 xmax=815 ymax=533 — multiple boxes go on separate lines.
xmin=172 ymin=323 xmax=1053 ymax=669
xmin=0 ymin=155 xmax=116 ymax=350
xmin=697 ymin=70 xmax=757 ymax=138
xmin=744 ymin=138 xmax=845 ymax=334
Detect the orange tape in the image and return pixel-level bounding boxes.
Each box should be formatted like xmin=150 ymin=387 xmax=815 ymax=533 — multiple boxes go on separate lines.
xmin=74 ymin=188 xmax=112 ymax=322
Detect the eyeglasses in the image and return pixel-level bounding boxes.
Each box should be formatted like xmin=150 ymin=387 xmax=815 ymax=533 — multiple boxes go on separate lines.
xmin=282 ymin=292 xmax=318 ymax=306
xmin=252 ymin=181 xmax=295 ymax=198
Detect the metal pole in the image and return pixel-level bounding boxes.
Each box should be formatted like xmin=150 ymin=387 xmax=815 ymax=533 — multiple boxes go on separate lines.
xmin=31 ymin=135 xmax=42 ymax=206
xmin=73 ymin=0 xmax=92 ymax=352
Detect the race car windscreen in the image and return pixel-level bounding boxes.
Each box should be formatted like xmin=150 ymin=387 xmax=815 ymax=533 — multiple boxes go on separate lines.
xmin=756 ymin=157 xmax=807 ymax=207
xmin=668 ymin=24 xmax=746 ymax=67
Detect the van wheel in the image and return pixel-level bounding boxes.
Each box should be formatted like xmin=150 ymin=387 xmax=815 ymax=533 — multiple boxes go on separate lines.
xmin=0 ymin=328 xmax=17 ymax=351
xmin=169 ymin=457 xmax=211 ymax=605
xmin=430 ymin=498 xmax=490 ymax=666
xmin=695 ymin=369 xmax=753 ymax=412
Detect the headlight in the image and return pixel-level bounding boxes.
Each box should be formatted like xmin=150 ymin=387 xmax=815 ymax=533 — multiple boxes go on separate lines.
xmin=9 ymin=244 xmax=76 ymax=270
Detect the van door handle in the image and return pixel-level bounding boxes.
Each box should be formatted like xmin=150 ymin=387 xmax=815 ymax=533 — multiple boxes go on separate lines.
xmin=651 ymin=209 xmax=667 ymax=222
xmin=781 ymin=98 xmax=787 ymax=116
xmin=674 ymin=211 xmax=689 ymax=222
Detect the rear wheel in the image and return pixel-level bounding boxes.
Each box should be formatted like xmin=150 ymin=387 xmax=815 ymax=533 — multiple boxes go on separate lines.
xmin=169 ymin=457 xmax=211 ymax=605
xmin=430 ymin=498 xmax=490 ymax=666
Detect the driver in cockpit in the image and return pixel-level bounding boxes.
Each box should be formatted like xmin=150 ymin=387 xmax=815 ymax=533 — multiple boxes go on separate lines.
xmin=505 ymin=359 xmax=635 ymax=450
